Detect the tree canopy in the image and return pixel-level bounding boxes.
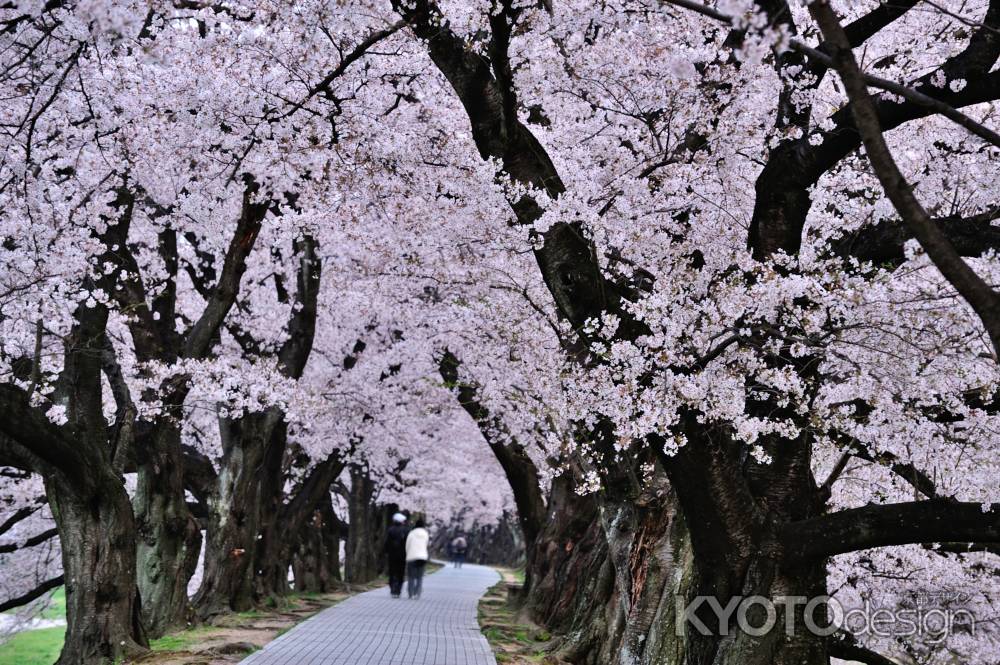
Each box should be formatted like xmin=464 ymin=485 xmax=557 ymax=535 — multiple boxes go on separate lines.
xmin=1 ymin=1 xmax=999 ymax=664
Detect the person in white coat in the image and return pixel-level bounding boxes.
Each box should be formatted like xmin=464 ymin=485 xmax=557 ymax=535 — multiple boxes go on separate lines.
xmin=404 ymin=518 xmax=430 ymax=599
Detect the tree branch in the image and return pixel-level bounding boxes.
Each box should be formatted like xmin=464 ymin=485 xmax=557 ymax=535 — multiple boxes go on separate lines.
xmin=100 ymin=334 xmax=136 ymax=476
xmin=0 ymin=505 xmax=42 ymax=539
xmin=0 ymin=527 xmax=58 ymax=554
xmin=924 ymin=541 xmax=1000 ymax=557
xmin=181 ymin=444 xmax=217 ymax=506
xmin=181 ymin=184 xmax=266 ymax=359
xmin=827 ymin=433 xmax=942 ymax=500
xmin=810 ymin=0 xmax=1000 ymax=360
xmin=438 ymin=349 xmax=547 ymax=545
xmin=828 ymin=634 xmax=899 ymax=665
xmin=841 ymin=1 xmax=919 ymax=50
xmin=99 ymin=187 xmax=165 ymax=362
xmin=830 ymin=206 xmax=1000 ymax=269
xmin=0 ymin=575 xmax=64 ymax=614
xmin=277 ymin=452 xmax=346 ymax=541
xmin=665 ymin=0 xmax=1000 ymax=150
xmin=277 ymin=235 xmax=320 ymax=379
xmin=0 ymin=385 xmax=97 ymax=489
xmin=284 ymin=21 xmax=405 ymax=117
xmin=392 ymin=0 xmax=643 ymax=338
xmin=781 ymin=500 xmax=1000 ymax=563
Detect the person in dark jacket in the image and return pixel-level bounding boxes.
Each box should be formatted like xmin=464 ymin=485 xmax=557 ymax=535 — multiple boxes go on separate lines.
xmin=450 ymin=534 xmax=468 ymax=568
xmin=384 ymin=512 xmax=408 ymax=598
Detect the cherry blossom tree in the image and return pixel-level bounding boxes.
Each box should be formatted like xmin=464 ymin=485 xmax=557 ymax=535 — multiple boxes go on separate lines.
xmin=2 ymin=1 xmax=1000 ymax=665
xmin=384 ymin=0 xmax=1000 ymax=662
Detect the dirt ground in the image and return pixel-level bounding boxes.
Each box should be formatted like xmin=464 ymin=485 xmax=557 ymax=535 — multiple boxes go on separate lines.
xmin=477 ymin=569 xmax=565 ymax=665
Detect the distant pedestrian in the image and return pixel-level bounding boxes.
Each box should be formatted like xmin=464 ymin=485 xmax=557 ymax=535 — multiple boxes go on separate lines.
xmin=450 ymin=534 xmax=468 ymax=568
xmin=384 ymin=512 xmax=408 ymax=598
xmin=405 ymin=518 xmax=430 ymax=599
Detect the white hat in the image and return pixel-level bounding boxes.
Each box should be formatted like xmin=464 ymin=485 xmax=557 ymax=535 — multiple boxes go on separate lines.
xmin=392 ymin=513 xmax=406 ymax=524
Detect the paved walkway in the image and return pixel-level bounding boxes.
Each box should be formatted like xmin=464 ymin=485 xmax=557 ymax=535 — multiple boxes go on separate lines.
xmin=241 ymin=564 xmax=500 ymax=665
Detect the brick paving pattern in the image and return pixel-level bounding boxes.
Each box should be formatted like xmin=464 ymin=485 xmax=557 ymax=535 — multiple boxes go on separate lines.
xmin=241 ymin=564 xmax=499 ymax=665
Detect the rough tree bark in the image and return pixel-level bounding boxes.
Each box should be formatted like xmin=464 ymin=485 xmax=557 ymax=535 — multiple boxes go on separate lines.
xmin=195 ymin=235 xmax=320 ymax=616
xmin=250 ymin=419 xmax=296 ymax=600
xmin=392 ymin=2 xmax=1000 ymax=664
xmin=100 ymin=186 xmax=266 ymax=635
xmin=132 ymin=421 xmax=203 ymax=635
xmin=195 ymin=409 xmax=282 ymax=616
xmin=0 ymin=295 xmax=149 ymax=663
xmin=46 ymin=473 xmax=148 ymax=665
xmin=343 ymin=464 xmax=387 ymax=584
xmin=525 ymin=474 xmax=611 ymax=656
xmin=255 ymin=449 xmax=346 ymax=599
xmin=291 ymin=495 xmax=346 ymax=593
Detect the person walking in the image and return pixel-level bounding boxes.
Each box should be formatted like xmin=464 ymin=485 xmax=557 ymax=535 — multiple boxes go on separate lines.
xmin=450 ymin=534 xmax=467 ymax=568
xmin=405 ymin=518 xmax=430 ymax=599
xmin=384 ymin=512 xmax=408 ymax=598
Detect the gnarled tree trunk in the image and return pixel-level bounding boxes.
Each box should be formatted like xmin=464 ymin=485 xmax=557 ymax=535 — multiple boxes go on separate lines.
xmin=134 ymin=421 xmax=202 ymax=635
xmin=525 ymin=474 xmax=612 ymax=656
xmin=291 ymin=495 xmax=344 ymax=593
xmin=249 ymin=419 xmax=293 ymax=601
xmin=194 ymin=409 xmax=279 ymax=617
xmin=591 ymin=486 xmax=693 ymax=665
xmin=255 ymin=445 xmax=345 ymax=600
xmin=48 ymin=474 xmax=147 ymax=665
xmin=344 ymin=465 xmax=389 ymax=583
xmin=524 ymin=459 xmax=696 ymax=665
xmin=196 ymin=234 xmax=321 ymax=614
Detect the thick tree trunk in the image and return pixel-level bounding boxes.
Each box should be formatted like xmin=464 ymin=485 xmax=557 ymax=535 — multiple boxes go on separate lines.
xmin=134 ymin=421 xmax=202 ymax=635
xmin=660 ymin=428 xmax=830 ymax=665
xmin=594 ymin=484 xmax=694 ymax=665
xmin=199 ymin=234 xmax=320 ymax=610
xmin=291 ymin=497 xmax=343 ymax=593
xmin=194 ymin=410 xmax=278 ymax=617
xmin=250 ymin=420 xmax=292 ymax=602
xmin=344 ymin=465 xmax=387 ymax=583
xmin=530 ymin=467 xmax=830 ymax=665
xmin=529 ymin=460 xmax=695 ymax=665
xmin=47 ymin=474 xmax=147 ymax=665
xmin=257 ymin=448 xmax=345 ymax=599
xmin=523 ymin=474 xmax=614 ymax=660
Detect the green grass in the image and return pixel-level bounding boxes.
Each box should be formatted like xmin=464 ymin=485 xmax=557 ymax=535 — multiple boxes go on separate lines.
xmin=2 ymin=587 xmax=65 ymax=621
xmin=478 ymin=578 xmax=555 ymax=664
xmin=149 ymin=626 xmax=218 ymax=652
xmin=0 ymin=588 xmax=67 ymax=665
xmin=235 ymin=609 xmax=267 ymax=619
xmin=0 ymin=626 xmax=65 ymax=665
xmin=38 ymin=588 xmax=65 ymax=621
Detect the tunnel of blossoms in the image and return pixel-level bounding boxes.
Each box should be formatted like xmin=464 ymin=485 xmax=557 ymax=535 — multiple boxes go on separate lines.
xmin=0 ymin=1 xmax=999 ymax=664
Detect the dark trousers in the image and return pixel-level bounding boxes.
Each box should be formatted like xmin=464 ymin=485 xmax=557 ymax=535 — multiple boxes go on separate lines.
xmin=407 ymin=559 xmax=426 ymax=598
xmin=453 ymin=551 xmax=466 ymax=568
xmin=388 ymin=557 xmax=406 ymax=597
